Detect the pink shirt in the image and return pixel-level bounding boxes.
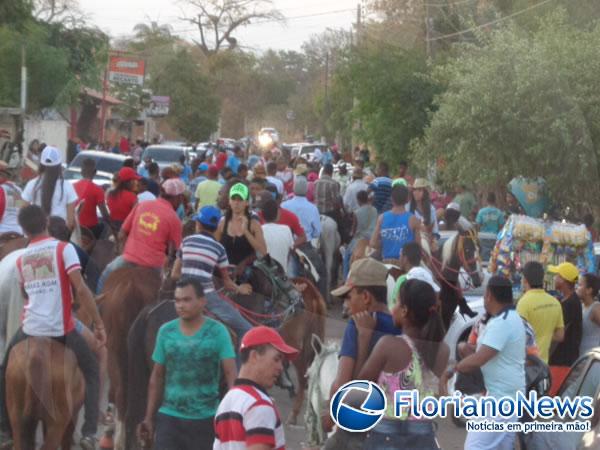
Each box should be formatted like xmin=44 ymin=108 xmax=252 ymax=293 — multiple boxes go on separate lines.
xmin=122 ymin=198 xmax=182 ymax=268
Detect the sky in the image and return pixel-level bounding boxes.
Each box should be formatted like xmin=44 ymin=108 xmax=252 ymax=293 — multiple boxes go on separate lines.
xmin=78 ymin=0 xmax=358 ymax=52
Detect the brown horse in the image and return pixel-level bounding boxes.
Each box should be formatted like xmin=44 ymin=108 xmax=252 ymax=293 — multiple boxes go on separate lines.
xmin=6 ymin=337 xmax=85 ymax=450
xmin=0 ymin=232 xmax=27 ymax=261
xmin=99 ymin=267 xmax=163 ymax=449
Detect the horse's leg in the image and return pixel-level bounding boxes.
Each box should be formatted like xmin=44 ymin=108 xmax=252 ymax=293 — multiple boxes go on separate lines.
xmin=114 ymin=417 xmax=127 ymax=450
xmin=440 ymin=286 xmax=458 ymax=331
xmin=41 ymin=421 xmax=68 ymax=450
xmin=16 ymin=417 xmax=37 ymax=450
xmin=60 ymin=418 xmax=77 ymax=450
xmin=287 ymin=359 xmax=307 ymax=426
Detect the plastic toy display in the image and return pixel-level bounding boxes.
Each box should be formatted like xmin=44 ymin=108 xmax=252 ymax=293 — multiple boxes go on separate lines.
xmin=489 ymin=215 xmax=596 ymax=294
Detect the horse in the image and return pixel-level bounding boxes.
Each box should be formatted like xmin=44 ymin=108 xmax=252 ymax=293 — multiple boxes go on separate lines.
xmin=0 ymin=232 xmax=28 ymax=261
xmin=99 ymin=267 xmax=164 ymax=450
xmin=432 ymin=228 xmax=482 ymax=330
xmin=118 ymin=264 xmax=326 ymax=449
xmin=304 ymin=336 xmax=340 ymax=449
xmin=319 ymin=215 xmax=340 ymax=304
xmin=6 ymin=337 xmax=85 ymax=450
xmin=0 ymin=248 xmax=27 ymax=358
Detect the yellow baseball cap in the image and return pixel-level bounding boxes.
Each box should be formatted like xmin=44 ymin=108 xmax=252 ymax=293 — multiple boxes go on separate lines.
xmin=548 ymin=262 xmax=579 ymax=283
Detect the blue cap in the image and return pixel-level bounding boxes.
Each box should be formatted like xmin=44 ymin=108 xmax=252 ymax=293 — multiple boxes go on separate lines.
xmin=199 ymin=163 xmax=209 ymax=172
xmin=194 ymin=205 xmax=221 ymax=229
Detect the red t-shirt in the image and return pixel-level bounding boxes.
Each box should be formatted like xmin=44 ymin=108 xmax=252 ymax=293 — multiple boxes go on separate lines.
xmin=107 ymin=190 xmax=137 ymax=222
xmin=74 ymin=179 xmax=105 ymax=228
xmin=258 ymin=207 xmax=305 ymax=239
xmin=122 ymin=198 xmax=182 ymax=268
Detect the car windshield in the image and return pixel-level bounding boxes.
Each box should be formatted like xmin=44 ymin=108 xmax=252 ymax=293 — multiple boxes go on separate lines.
xmin=300 ymin=146 xmax=321 ymax=155
xmin=69 ymin=153 xmax=124 ymax=174
xmin=143 ymin=147 xmax=184 ymax=162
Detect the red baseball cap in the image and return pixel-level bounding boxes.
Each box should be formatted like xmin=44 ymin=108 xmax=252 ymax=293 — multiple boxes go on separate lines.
xmin=119 ymin=166 xmax=141 ymax=182
xmin=240 ymin=326 xmax=299 ymax=360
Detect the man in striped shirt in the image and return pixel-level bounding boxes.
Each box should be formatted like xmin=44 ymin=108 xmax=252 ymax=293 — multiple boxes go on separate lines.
xmin=172 ymin=205 xmax=253 ymax=342
xmin=214 ymin=326 xmax=299 ymax=450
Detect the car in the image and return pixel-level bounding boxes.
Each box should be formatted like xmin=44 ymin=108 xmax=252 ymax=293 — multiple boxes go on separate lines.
xmin=290 ymin=143 xmax=327 ymax=161
xmin=64 ymin=150 xmax=128 ymax=189
xmin=258 ymin=128 xmax=279 ymax=148
xmin=141 ymin=145 xmax=192 ymax=171
xmin=521 ymin=348 xmax=600 ymax=449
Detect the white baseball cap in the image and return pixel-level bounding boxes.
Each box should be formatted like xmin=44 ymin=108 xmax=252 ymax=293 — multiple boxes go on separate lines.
xmin=446 ymin=202 xmax=461 ymax=212
xmin=406 ymin=267 xmax=441 ymax=293
xmin=40 ymin=146 xmax=62 ymax=166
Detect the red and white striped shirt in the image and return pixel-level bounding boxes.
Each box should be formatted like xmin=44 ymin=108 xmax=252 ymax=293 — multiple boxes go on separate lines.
xmin=214 ymin=379 xmax=285 ymax=450
xmin=16 ymin=237 xmax=81 ymax=336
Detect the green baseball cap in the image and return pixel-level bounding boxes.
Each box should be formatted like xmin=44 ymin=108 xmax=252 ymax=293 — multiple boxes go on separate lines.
xmin=229 ymin=182 xmax=249 ymax=201
xmin=392 ymin=178 xmax=408 ymax=187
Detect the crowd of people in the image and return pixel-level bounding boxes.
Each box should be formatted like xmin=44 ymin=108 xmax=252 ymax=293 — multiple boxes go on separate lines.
xmin=0 ymin=138 xmax=597 ymax=450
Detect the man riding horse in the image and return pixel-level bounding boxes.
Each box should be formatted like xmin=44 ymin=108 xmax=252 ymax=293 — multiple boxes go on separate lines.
xmin=0 ymin=205 xmax=105 ymax=450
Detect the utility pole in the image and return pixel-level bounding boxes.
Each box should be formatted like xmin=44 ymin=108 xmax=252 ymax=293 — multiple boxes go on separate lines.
xmin=352 ymin=2 xmax=362 ymax=155
xmin=20 ymin=45 xmax=27 ymax=112
xmin=424 ymin=0 xmax=432 ymax=59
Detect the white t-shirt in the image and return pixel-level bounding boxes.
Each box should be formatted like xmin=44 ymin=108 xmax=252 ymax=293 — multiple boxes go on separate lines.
xmin=0 ymin=182 xmax=23 ymax=234
xmin=22 ymin=177 xmax=78 ymax=220
xmin=138 ymin=191 xmax=156 ymax=203
xmin=17 ymin=238 xmax=81 ymax=336
xmin=262 ymin=223 xmax=293 ymax=273
xmin=266 ymin=176 xmax=284 ymax=195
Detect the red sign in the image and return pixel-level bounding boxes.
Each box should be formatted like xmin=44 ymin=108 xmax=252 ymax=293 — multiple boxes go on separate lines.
xmin=108 ymin=56 xmax=145 ymax=85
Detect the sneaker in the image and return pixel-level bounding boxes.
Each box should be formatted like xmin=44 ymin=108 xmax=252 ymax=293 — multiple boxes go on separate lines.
xmin=80 ymin=435 xmax=97 ymax=450
xmin=0 ymin=431 xmax=13 ymax=450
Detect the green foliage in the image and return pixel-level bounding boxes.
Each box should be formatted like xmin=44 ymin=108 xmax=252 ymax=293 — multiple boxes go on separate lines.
xmin=0 ymin=0 xmax=33 ymax=29
xmin=413 ymin=11 xmax=600 ymax=207
xmin=334 ymin=43 xmax=440 ymax=165
xmin=150 ymin=49 xmax=220 ymax=141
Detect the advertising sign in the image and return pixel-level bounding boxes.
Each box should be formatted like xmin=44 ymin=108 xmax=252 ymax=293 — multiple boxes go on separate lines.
xmin=108 ymin=56 xmax=145 ymax=85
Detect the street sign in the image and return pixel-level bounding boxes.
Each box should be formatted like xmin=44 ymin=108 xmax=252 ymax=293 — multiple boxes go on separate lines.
xmin=146 ymin=96 xmax=170 ymax=117
xmin=108 ymin=56 xmax=145 ymax=86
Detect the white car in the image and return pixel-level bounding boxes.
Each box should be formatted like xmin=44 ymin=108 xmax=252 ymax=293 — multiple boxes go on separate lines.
xmin=141 ymin=145 xmax=192 ymax=172
xmin=291 ymin=143 xmax=327 ymax=162
xmin=64 ymin=150 xmax=128 ymax=189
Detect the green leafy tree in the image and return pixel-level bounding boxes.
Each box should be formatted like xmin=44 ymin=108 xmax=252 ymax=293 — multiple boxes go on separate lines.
xmin=150 ymin=49 xmax=220 ymax=141
xmin=332 ymin=43 xmax=440 ymax=165
xmin=413 ymin=11 xmax=600 ymax=208
xmin=0 ymin=0 xmax=33 ymax=29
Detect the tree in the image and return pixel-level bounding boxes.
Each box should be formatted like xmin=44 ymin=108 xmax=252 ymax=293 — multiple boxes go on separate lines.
xmin=0 ymin=0 xmax=33 ymax=29
xmin=412 ymin=11 xmax=600 ymax=209
xmin=150 ymin=49 xmax=220 ymax=141
xmin=33 ymin=0 xmax=86 ymax=27
xmin=181 ymin=0 xmax=284 ymax=56
xmin=331 ymin=42 xmax=440 ymax=165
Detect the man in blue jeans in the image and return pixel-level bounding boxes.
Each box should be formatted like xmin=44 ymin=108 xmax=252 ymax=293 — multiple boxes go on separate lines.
xmin=172 ymin=205 xmax=253 ymax=342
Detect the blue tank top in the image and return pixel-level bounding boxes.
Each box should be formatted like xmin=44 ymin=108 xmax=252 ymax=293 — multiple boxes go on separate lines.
xmin=380 ymin=211 xmax=414 ymax=259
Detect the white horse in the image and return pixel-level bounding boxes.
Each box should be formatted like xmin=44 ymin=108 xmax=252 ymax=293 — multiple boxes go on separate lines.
xmin=318 ymin=216 xmax=340 ymax=303
xmin=0 ymin=248 xmax=27 ymax=360
xmin=305 ymin=335 xmax=340 ymax=449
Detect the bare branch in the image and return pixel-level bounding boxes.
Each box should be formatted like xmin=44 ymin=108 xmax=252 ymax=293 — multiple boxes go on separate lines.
xmin=178 ymin=0 xmax=284 ymax=56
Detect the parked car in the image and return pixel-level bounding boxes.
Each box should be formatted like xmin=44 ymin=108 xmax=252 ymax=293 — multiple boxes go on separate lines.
xmin=64 ymin=150 xmax=128 ymax=189
xmin=141 ymin=145 xmax=192 ymax=171
xmin=521 ymin=348 xmax=600 ymax=449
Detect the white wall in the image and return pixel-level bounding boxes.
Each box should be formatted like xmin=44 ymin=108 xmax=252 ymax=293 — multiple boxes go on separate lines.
xmin=24 ymin=118 xmax=69 ymax=161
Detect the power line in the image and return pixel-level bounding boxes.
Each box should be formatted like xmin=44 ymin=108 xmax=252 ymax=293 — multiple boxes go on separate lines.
xmin=427 ymin=0 xmax=556 ymax=41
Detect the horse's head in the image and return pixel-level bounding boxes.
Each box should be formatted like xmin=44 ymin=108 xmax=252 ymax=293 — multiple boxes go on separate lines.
xmin=457 ymin=228 xmax=482 ymax=288
xmin=248 ymin=255 xmax=291 ymax=299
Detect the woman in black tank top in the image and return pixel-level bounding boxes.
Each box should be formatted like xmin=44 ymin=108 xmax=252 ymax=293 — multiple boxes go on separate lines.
xmin=216 ymin=182 xmax=267 ymax=277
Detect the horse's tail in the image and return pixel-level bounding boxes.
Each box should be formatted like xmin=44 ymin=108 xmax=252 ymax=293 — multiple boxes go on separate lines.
xmin=24 ymin=338 xmax=47 ymax=418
